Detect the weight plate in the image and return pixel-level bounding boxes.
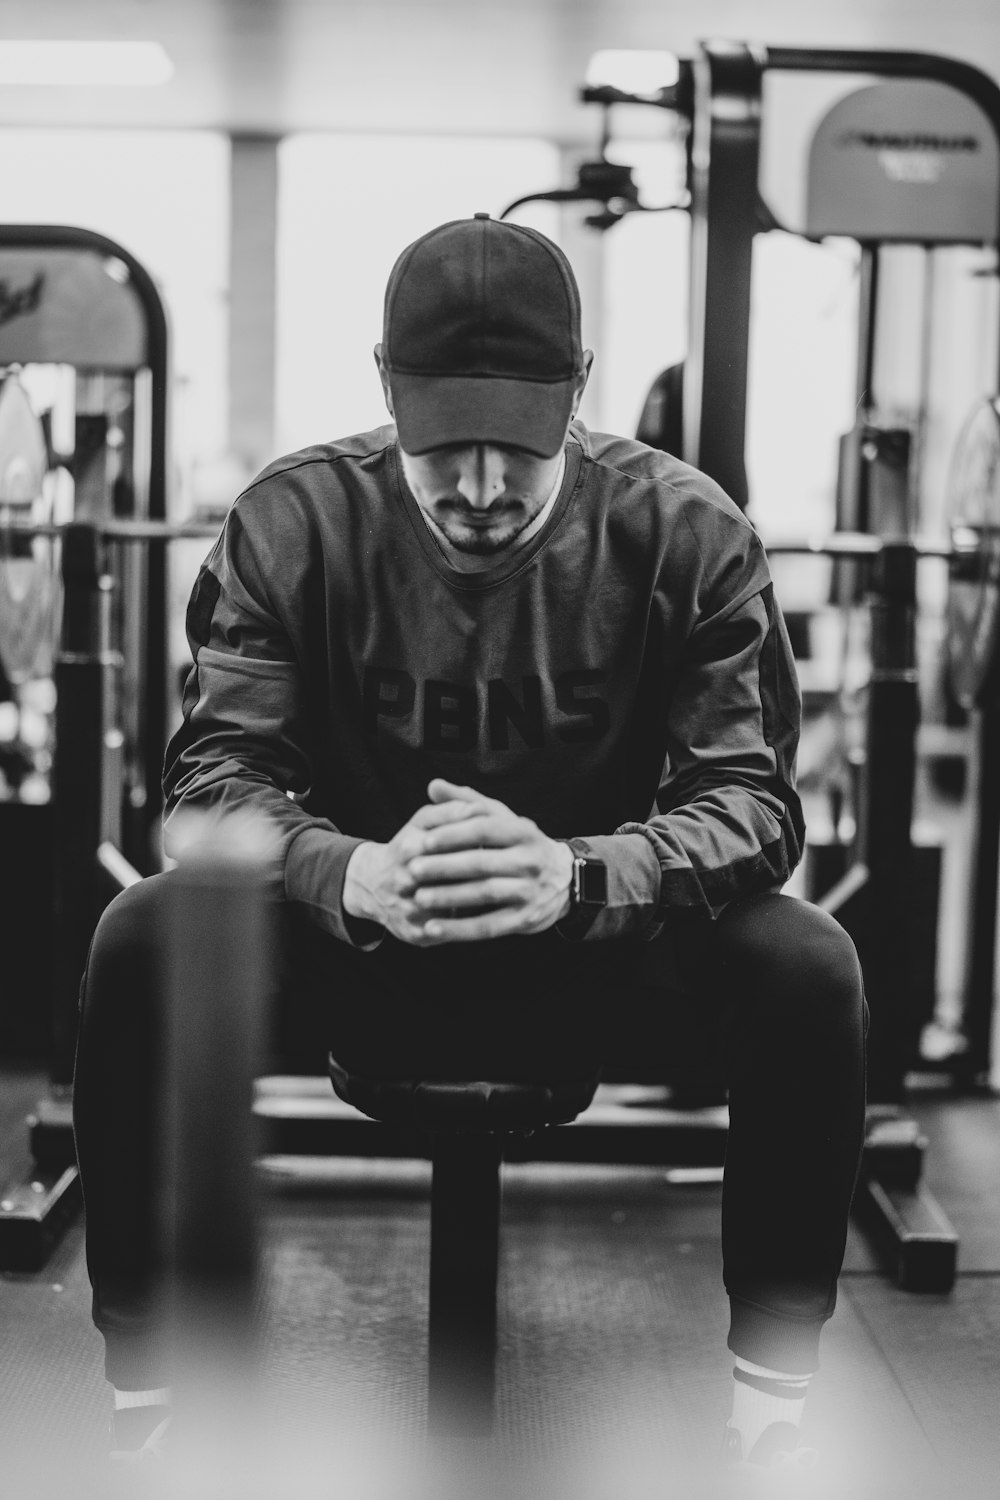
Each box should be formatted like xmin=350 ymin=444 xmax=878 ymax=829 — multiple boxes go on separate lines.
xmin=946 ymin=396 xmax=1000 ymax=710
xmin=0 ymin=376 xmax=54 ymax=683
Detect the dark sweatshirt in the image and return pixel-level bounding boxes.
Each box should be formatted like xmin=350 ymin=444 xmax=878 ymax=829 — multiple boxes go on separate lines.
xmin=163 ymin=420 xmax=804 ymax=945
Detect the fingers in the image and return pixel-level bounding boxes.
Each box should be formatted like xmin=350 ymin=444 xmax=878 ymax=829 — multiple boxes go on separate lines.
xmin=419 ymin=905 xmax=532 ymax=944
xmin=408 ymin=842 xmax=523 ymax=886
xmin=397 ymin=798 xmax=485 ymax=862
xmin=386 ymin=786 xmax=559 ymax=946
xmin=408 ymin=797 xmax=485 ymax=831
xmin=404 ymin=791 xmax=522 ymax=863
xmin=418 ymin=814 xmax=526 ymax=857
xmin=426 ymin=778 xmax=482 ymax=805
xmin=390 ymin=892 xmax=520 ymax=948
xmin=412 ymin=875 xmax=525 ymax=913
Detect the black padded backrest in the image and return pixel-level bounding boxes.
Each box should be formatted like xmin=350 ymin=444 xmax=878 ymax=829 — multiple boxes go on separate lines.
xmin=328 ymin=1053 xmax=599 ymax=1133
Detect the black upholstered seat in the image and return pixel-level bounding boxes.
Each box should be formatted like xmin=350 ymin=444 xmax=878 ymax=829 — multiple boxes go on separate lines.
xmin=327 ymin=1055 xmax=599 ymax=1133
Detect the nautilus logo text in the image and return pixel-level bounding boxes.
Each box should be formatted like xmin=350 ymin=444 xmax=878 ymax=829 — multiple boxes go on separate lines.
xmin=835 ymin=131 xmax=980 ymax=154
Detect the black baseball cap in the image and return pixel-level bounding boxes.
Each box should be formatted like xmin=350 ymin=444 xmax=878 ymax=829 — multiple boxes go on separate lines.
xmin=381 ymin=214 xmax=585 ymax=458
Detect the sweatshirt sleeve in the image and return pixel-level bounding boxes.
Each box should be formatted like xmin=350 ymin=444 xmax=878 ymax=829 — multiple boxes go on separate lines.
xmin=563 ymin=526 xmax=805 ymax=941
xmin=161 ymin=507 xmax=382 ymax=949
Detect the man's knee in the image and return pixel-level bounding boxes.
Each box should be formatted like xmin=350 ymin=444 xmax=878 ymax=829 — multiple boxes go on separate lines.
xmin=81 ymin=874 xmax=172 ymax=1020
xmin=714 ymin=892 xmax=865 ymax=1027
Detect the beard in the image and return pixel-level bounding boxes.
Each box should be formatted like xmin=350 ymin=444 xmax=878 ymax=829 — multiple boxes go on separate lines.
xmin=433 ymin=504 xmax=533 ymax=554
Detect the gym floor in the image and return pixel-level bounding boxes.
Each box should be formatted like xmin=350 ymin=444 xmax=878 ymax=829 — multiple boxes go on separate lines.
xmin=1 ymin=737 xmax=998 ymax=1499
xmin=0 ymin=1065 xmax=998 ymax=1499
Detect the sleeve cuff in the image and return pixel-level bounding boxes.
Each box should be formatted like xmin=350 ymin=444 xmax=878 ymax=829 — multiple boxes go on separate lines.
xmin=284 ymin=825 xmax=385 ymax=950
xmin=555 ymin=831 xmax=662 ymax=941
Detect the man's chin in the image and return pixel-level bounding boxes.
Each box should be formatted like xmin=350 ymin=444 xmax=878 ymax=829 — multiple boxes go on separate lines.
xmin=442 ymin=524 xmax=520 ymax=555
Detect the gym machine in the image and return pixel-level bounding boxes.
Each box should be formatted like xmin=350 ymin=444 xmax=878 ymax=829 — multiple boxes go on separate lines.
xmin=516 ymin=42 xmax=1000 ymax=1101
xmin=0 ymin=225 xmax=192 ymax=1268
xmin=505 ymin=41 xmax=1000 ymax=1287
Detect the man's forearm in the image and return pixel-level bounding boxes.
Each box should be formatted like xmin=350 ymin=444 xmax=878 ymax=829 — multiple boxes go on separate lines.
xmin=342 ymin=841 xmax=381 ymax=923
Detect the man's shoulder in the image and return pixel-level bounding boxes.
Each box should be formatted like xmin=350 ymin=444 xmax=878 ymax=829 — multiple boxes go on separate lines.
xmin=571 ymin=420 xmax=748 ymax=527
xmin=240 ymin=424 xmax=397 ymax=500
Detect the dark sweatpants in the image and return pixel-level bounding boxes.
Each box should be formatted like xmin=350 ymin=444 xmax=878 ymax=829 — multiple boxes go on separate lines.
xmin=72 ymin=878 xmax=867 ymax=1389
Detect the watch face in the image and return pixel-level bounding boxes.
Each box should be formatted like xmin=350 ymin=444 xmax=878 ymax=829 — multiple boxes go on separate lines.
xmin=578 ymin=857 xmax=608 ymax=907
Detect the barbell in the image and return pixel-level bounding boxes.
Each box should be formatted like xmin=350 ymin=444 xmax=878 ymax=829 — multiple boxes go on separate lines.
xmin=1 ymin=517 xmax=222 ymax=543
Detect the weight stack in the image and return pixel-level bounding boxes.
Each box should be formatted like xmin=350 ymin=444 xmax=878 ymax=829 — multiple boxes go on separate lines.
xmin=803 ymin=823 xmax=943 ymax=1078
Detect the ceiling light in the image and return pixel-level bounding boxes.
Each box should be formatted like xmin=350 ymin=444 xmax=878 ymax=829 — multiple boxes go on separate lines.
xmin=0 ymin=41 xmax=174 ymax=87
xmin=585 ymin=50 xmax=680 ymax=97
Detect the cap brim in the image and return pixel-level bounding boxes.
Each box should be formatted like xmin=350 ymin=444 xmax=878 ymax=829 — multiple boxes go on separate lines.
xmin=390 ymin=372 xmax=576 ymax=459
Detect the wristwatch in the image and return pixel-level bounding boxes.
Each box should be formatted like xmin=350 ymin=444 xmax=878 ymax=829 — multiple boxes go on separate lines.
xmin=569 ymin=850 xmax=608 ymax=912
xmin=563 ymin=839 xmax=608 ymax=931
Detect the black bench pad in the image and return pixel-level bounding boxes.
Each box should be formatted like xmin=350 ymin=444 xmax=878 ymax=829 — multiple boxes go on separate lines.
xmin=328 ymin=1054 xmax=599 ymax=1133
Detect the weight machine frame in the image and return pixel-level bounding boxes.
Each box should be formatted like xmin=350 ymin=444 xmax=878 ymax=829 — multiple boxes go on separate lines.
xmin=684 ymin=45 xmax=1000 ymax=1094
xmin=505 ymin=39 xmax=1000 ymax=1283
xmin=684 ymin=44 xmax=1000 ymax=510
xmin=516 ymin=45 xmax=1000 ymax=1089
xmin=0 ymin=226 xmax=172 ymax=1269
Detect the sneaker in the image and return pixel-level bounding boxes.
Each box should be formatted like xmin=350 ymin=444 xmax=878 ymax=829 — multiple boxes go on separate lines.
xmin=110 ymin=1404 xmax=172 ymax=1463
xmin=721 ymin=1422 xmax=826 ymax=1495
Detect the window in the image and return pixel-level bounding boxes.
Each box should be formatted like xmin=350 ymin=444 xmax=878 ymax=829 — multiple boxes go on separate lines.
xmin=0 ymin=128 xmax=230 ymax=490
xmin=276 ymin=134 xmax=560 ymax=454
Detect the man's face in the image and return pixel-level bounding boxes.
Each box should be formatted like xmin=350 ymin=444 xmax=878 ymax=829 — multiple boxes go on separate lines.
xmin=400 ymin=442 xmax=563 ymax=557
xmin=373 ymin=343 xmax=592 ymax=561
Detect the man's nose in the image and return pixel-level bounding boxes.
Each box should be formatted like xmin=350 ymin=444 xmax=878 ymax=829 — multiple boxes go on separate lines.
xmin=454 ymin=446 xmax=506 ymax=509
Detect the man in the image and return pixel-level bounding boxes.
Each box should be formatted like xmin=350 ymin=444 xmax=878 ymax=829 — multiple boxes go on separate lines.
xmin=73 ymin=214 xmax=866 ymax=1476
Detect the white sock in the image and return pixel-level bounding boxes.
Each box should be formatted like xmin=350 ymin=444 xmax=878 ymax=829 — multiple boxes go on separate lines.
xmin=730 ymin=1357 xmax=810 ymax=1455
xmin=113 ymin=1386 xmax=172 ymax=1410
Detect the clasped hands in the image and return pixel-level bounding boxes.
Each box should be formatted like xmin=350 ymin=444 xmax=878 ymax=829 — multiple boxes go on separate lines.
xmin=343 ymin=777 xmax=575 ymax=945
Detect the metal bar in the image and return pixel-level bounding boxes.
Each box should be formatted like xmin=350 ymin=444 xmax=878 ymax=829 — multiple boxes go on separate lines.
xmin=863 ymin=529 xmax=921 ymax=1103
xmin=141 ymin=343 xmax=170 ymax=874
xmin=0 ymin=518 xmax=220 ymax=541
xmin=252 ymin=1082 xmax=953 ymax=1295
xmin=97 ymin=839 xmax=143 ymax=892
xmin=815 ymin=860 xmax=870 ymax=917
xmin=763 ymin=533 xmax=953 ymax=559
xmin=50 ymin=523 xmax=111 ymax=1086
xmin=957 ymin=699 xmax=1000 ymax=1086
xmin=683 ymin=41 xmax=764 ymax=510
xmin=257 ymin=1098 xmax=734 ymax=1167
xmin=124 ymin=369 xmax=154 ymax=877
xmin=229 ymin=136 xmax=280 ymax=473
xmin=856 ymin=244 xmax=880 ymax=404
xmin=255 ymin=1082 xmax=735 ymax=1166
xmin=2 ymin=517 xmax=964 ymax=558
xmin=427 ymin=1132 xmax=502 ymax=1438
xmin=765 ymin=48 xmax=1000 ymax=148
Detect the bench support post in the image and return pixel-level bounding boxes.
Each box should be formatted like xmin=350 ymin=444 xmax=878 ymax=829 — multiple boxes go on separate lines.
xmin=427 ymin=1131 xmax=502 ymax=1437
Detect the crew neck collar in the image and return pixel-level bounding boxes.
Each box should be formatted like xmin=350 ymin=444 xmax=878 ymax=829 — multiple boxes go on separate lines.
xmin=393 ymin=437 xmax=583 ymax=589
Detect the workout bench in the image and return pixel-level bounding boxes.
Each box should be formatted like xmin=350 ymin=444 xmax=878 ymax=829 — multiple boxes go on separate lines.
xmin=327 ymin=1058 xmax=597 ymax=1437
